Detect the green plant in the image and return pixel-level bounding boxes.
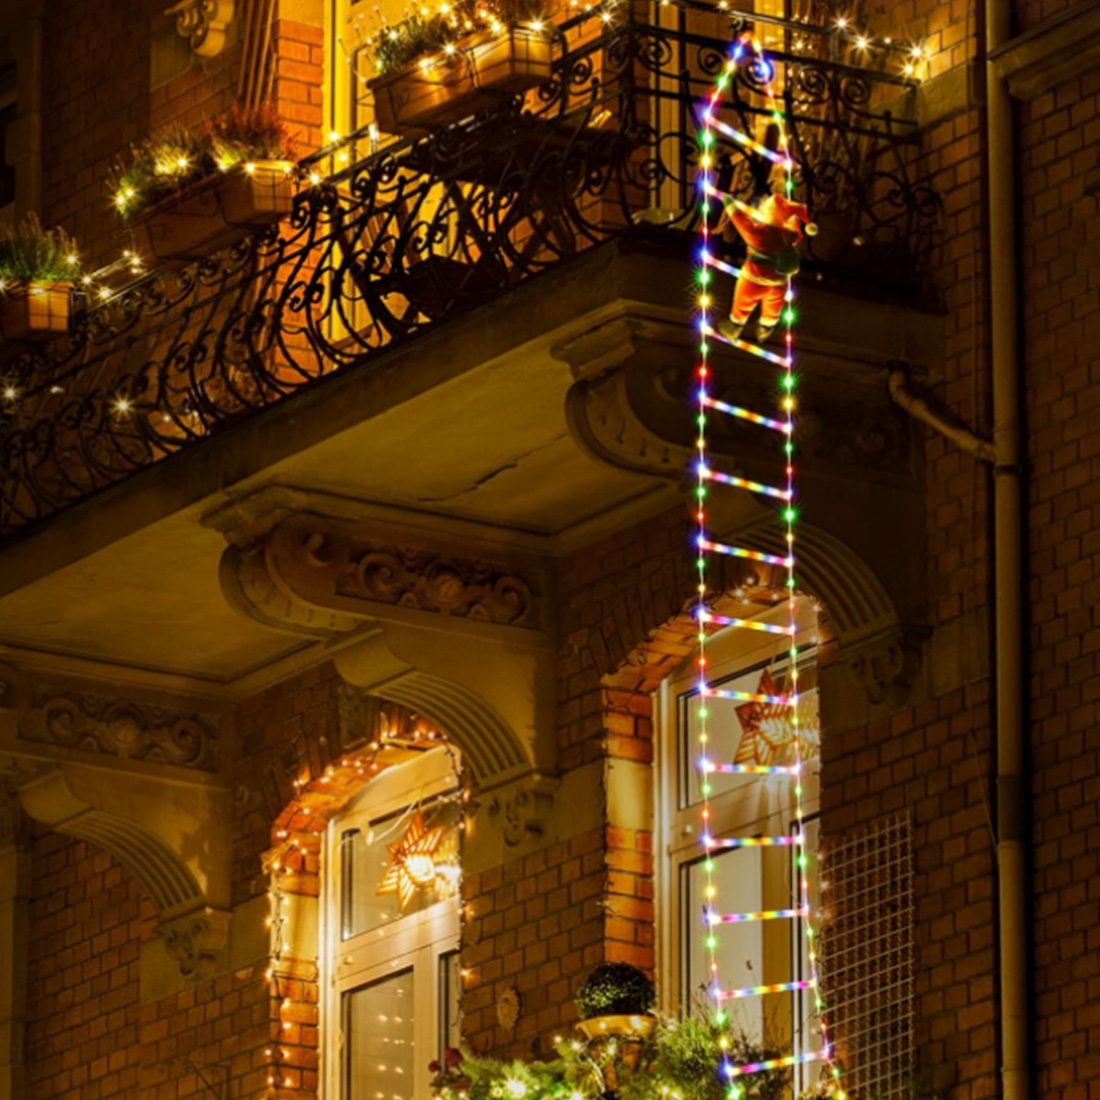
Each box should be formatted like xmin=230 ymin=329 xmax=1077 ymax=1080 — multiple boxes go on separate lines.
xmin=619 ymin=1016 xmax=790 ymax=1100
xmin=205 ymin=102 xmax=296 ymax=167
xmin=0 ymin=214 xmax=81 ymax=286
xmin=575 ymin=963 xmax=655 ymax=1020
xmin=433 ymin=1020 xmax=792 ymax=1100
xmin=110 ymin=126 xmax=216 ymax=218
xmin=110 ymin=104 xmax=295 ymax=218
xmin=366 ymin=0 xmax=548 ymax=76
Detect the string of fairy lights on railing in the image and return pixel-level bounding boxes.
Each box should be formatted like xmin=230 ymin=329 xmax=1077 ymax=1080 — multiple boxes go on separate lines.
xmin=694 ymin=32 xmax=845 ymax=1100
xmin=0 ymin=1 xmax=929 ymax=419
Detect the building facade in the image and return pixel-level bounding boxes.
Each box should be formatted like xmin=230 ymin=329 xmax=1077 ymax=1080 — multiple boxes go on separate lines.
xmin=0 ymin=5 xmax=1097 ymax=1100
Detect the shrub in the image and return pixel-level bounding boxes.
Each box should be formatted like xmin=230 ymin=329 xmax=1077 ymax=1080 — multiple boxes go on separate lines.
xmin=111 ymin=104 xmax=295 ymax=218
xmin=366 ymin=0 xmax=548 ymax=76
xmin=111 ymin=126 xmax=216 ymax=218
xmin=575 ymin=962 xmax=656 ymax=1020
xmin=205 ymin=102 xmax=296 ymax=167
xmin=0 ymin=214 xmax=81 ymax=285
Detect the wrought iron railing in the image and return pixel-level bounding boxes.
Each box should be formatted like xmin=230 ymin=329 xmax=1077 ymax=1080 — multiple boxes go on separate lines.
xmin=0 ymin=7 xmax=941 ymax=538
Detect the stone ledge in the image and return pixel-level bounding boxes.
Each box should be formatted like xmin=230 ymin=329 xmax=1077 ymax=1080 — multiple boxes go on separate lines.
xmin=992 ymin=0 xmax=1100 ymax=100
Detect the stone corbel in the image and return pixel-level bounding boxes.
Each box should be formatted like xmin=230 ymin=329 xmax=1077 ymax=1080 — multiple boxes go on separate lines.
xmin=14 ymin=768 xmax=231 ymax=979
xmin=155 ymin=905 xmax=231 ymax=978
xmin=164 ymin=0 xmax=234 ymax=58
xmin=486 ymin=773 xmax=558 ymax=846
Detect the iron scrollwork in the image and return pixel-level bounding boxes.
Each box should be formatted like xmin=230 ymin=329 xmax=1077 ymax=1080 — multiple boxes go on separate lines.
xmin=0 ymin=10 xmax=941 ymax=537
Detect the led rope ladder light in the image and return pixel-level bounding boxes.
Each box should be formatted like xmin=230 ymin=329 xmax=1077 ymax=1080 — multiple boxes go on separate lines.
xmin=695 ymin=36 xmax=845 ymax=1100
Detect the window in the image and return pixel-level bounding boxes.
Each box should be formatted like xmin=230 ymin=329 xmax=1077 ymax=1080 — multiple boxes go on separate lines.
xmin=329 ymin=0 xmax=408 ymax=145
xmin=324 ymin=746 xmax=462 ymax=1100
xmin=657 ymin=598 xmax=823 ymax=1086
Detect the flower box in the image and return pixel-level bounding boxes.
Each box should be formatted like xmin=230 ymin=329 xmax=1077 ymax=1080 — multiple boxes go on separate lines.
xmin=129 ymin=160 xmax=295 ymax=267
xmin=0 ymin=281 xmax=72 ymax=344
xmin=369 ymin=27 xmax=552 ymax=135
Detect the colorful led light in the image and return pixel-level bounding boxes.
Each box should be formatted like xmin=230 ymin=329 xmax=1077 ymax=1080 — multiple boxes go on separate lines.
xmin=696 ymin=538 xmax=791 ymax=565
xmin=716 ymin=979 xmax=815 ymax=1000
xmin=694 ymin=31 xmax=843 ymax=1100
xmin=710 ymin=906 xmax=808 ymax=924
xmin=726 ymin=1050 xmax=831 ymax=1078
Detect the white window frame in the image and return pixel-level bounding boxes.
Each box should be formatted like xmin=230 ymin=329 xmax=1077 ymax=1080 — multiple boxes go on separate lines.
xmin=655 ymin=599 xmax=820 ymax=1047
xmin=321 ymin=747 xmax=462 ymax=1100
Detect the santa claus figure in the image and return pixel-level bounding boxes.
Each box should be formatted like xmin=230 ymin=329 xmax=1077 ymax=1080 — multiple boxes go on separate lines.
xmin=717 ymin=191 xmax=818 ymax=345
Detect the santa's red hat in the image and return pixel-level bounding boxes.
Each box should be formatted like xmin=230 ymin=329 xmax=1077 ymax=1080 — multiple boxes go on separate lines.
xmin=766 ymin=193 xmax=818 ymax=236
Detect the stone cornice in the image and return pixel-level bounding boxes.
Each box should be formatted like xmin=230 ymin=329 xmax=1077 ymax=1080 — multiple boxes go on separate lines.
xmin=992 ymin=0 xmax=1100 ymax=100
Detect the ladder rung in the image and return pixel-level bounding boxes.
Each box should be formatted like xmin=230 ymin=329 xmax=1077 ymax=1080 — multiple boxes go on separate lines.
xmin=707 ymin=834 xmax=802 ymax=849
xmin=725 ymin=1050 xmax=830 ymax=1078
xmin=716 ymin=979 xmax=815 ymax=1001
xmin=697 ymin=610 xmax=793 ymax=635
xmin=709 ymin=906 xmax=808 ymax=924
xmin=701 ymin=251 xmax=742 ymax=279
xmin=698 ymin=467 xmax=791 ymax=501
xmin=706 ymin=118 xmax=791 ymax=167
xmin=701 ymin=394 xmax=788 ymax=433
xmin=709 ymin=762 xmax=801 ymax=775
xmin=696 ymin=539 xmax=790 ymax=566
xmin=705 ymin=685 xmax=792 ymax=706
xmin=702 ymin=323 xmax=791 ymax=366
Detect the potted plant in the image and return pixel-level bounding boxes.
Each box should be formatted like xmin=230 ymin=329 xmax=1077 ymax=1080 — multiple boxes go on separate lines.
xmin=0 ymin=215 xmax=80 ymax=345
xmin=574 ymin=962 xmax=657 ymax=1043
xmin=112 ymin=103 xmax=297 ymax=267
xmin=365 ymin=0 xmax=552 ymax=135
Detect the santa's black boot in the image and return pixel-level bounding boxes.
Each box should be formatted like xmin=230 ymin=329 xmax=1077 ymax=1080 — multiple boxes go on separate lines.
xmin=757 ymin=322 xmax=777 ymax=344
xmin=717 ymin=317 xmax=745 ymax=342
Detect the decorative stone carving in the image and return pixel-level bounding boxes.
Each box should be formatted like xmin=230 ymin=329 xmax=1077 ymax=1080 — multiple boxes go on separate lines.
xmin=486 ymin=775 xmax=557 ymax=846
xmin=341 ymin=544 xmax=533 ymax=626
xmin=221 ymin=513 xmax=545 ymax=636
xmin=844 ymin=628 xmax=925 ymax=708
xmin=163 ymin=0 xmax=234 ymax=58
xmin=18 ymin=690 xmax=219 ymax=771
xmin=155 ymin=906 xmax=231 ymax=978
xmin=1 ymin=662 xmax=220 ymax=772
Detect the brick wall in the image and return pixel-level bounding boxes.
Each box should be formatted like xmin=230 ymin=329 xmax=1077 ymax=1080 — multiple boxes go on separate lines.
xmin=1019 ymin=68 xmax=1100 ymax=1100
xmin=37 ymin=1 xmax=324 ymax=266
xmin=24 ymin=832 xmax=272 ymax=1100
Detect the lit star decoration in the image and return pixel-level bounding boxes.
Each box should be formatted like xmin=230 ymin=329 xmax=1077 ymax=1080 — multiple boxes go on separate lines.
xmin=734 ymin=669 xmax=820 ymax=767
xmin=377 ymin=810 xmax=448 ymax=910
xmin=695 ymin=32 xmax=845 ymax=1100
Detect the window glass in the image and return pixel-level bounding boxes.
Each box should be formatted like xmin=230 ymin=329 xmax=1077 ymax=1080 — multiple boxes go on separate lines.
xmin=681 ymin=847 xmax=764 ymax=1028
xmin=341 ymin=796 xmax=462 ymax=940
xmin=678 ymin=650 xmax=819 ymax=809
xmin=438 ymin=950 xmax=462 ymax=1056
xmin=659 ymin=607 xmax=822 ymax=1088
xmin=343 ymin=969 xmax=416 ymax=1100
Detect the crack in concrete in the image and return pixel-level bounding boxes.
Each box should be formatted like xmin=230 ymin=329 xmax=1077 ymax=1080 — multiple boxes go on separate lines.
xmin=414 ymin=433 xmax=569 ymax=504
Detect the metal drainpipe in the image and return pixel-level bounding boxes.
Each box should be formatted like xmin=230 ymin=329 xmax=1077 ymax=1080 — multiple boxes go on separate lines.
xmin=984 ymin=0 xmax=1031 ymax=1095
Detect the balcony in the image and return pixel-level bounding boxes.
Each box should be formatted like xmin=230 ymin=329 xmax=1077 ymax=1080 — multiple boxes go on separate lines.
xmin=0 ymin=5 xmax=941 ymax=542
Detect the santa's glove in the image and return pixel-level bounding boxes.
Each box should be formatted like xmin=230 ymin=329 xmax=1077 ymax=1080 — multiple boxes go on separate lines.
xmin=804 ymin=222 xmax=819 ymax=236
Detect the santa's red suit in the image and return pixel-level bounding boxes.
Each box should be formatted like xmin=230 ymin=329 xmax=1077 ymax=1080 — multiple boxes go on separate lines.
xmin=720 ymin=193 xmax=816 ymax=343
